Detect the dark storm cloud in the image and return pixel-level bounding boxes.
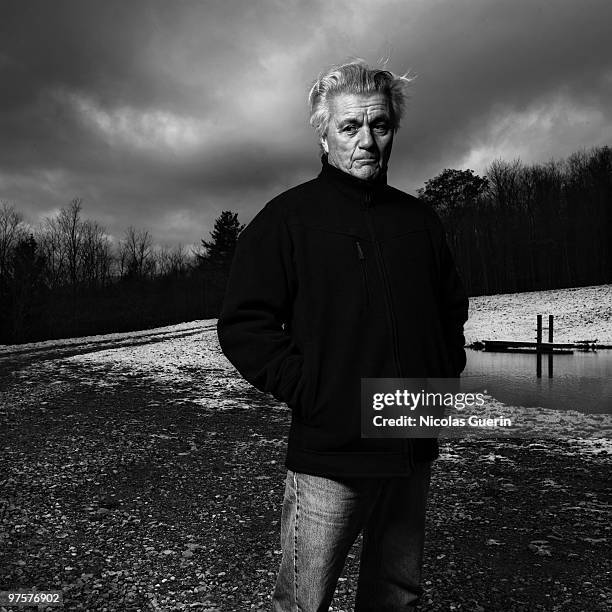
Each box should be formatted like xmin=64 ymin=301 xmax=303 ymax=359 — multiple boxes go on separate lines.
xmin=383 ymin=0 xmax=612 ymax=183
xmin=1 ymin=0 xmax=611 ymax=247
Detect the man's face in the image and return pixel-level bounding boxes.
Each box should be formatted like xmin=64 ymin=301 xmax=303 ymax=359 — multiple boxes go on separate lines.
xmin=322 ymin=92 xmax=394 ymax=181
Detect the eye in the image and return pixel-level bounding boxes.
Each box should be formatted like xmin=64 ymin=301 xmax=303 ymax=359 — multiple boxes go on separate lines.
xmin=373 ymin=123 xmax=390 ymax=134
xmin=342 ymin=124 xmax=358 ymax=134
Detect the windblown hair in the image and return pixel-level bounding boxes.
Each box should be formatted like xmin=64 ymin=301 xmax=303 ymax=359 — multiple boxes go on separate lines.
xmin=308 ymin=60 xmax=414 ymax=139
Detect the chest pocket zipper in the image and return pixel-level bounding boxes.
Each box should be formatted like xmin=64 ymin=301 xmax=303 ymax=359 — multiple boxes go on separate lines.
xmin=355 ymin=241 xmax=369 ymax=309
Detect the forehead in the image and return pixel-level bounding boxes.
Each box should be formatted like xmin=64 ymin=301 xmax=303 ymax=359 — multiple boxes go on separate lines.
xmin=330 ymin=92 xmax=391 ymax=122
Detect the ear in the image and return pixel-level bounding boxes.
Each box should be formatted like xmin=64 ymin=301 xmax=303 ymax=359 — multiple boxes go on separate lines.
xmin=321 ymin=137 xmax=329 ymax=153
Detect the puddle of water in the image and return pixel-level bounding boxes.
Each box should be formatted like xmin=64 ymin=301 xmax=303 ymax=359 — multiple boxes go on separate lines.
xmin=464 ymin=349 xmax=612 ymax=414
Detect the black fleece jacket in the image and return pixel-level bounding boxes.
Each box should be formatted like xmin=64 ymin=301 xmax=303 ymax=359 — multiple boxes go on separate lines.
xmin=217 ymin=157 xmax=469 ymax=477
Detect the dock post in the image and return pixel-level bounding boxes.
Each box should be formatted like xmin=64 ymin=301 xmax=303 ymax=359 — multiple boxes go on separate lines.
xmin=536 ymin=314 xmax=542 ymax=378
xmin=548 ymin=315 xmax=554 ymax=343
xmin=548 ymin=315 xmax=554 ymax=378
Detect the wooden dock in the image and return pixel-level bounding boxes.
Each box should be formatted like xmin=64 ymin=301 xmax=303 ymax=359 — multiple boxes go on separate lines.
xmin=482 ymin=340 xmax=573 ymax=354
xmin=475 ymin=316 xmax=600 ymax=355
xmin=471 ymin=315 xmax=604 ymax=377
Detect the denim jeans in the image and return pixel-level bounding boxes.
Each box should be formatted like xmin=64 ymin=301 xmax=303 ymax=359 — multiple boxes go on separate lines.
xmin=271 ymin=461 xmax=432 ymax=612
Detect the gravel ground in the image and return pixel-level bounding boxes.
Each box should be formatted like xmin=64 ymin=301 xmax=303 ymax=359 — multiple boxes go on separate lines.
xmin=1 ymin=284 xmax=611 ymax=611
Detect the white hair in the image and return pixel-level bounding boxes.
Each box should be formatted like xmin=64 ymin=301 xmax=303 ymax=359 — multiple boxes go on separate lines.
xmin=308 ymin=59 xmax=415 ymax=139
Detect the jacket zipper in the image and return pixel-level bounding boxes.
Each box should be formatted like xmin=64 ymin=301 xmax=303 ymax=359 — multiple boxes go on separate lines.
xmin=362 ymin=190 xmax=415 ymax=471
xmin=355 ymin=241 xmax=369 ymax=309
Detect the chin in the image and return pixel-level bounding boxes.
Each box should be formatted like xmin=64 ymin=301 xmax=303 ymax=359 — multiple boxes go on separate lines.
xmin=355 ymin=167 xmax=380 ymax=180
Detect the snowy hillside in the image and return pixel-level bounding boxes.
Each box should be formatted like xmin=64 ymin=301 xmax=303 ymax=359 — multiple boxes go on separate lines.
xmin=465 ymin=284 xmax=611 ymax=345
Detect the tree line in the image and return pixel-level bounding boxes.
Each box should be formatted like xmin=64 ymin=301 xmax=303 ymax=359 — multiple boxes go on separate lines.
xmin=418 ymin=145 xmax=611 ymax=295
xmin=1 ymin=145 xmax=610 ymax=344
xmin=0 ymin=201 xmax=242 ymax=343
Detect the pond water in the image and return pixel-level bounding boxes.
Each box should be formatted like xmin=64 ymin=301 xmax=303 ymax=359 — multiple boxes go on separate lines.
xmin=463 ymin=348 xmax=612 ymax=415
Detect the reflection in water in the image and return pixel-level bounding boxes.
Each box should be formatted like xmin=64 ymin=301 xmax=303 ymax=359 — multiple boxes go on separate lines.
xmin=463 ymin=349 xmax=612 ymax=415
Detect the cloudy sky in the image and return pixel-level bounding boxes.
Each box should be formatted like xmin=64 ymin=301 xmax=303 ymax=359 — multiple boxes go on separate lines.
xmin=1 ymin=0 xmax=611 ymax=250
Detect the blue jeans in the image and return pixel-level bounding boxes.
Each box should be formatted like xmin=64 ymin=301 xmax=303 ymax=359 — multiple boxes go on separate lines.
xmin=271 ymin=461 xmax=432 ymax=611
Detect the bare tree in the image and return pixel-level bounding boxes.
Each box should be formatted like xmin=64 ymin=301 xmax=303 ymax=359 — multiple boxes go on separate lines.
xmin=155 ymin=245 xmax=172 ymax=277
xmin=57 ymin=198 xmax=85 ymax=288
xmin=37 ymin=199 xmax=86 ymax=289
xmin=81 ymin=219 xmax=112 ymax=288
xmin=37 ymin=217 xmax=64 ymax=289
xmin=156 ymin=243 xmax=190 ymax=277
xmin=169 ymin=244 xmax=191 ymax=276
xmin=0 ymin=202 xmax=26 ymax=281
xmin=120 ymin=226 xmax=154 ymax=279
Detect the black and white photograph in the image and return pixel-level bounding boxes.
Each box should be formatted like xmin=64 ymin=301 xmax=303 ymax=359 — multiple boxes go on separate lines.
xmin=1 ymin=1 xmax=610 ymax=611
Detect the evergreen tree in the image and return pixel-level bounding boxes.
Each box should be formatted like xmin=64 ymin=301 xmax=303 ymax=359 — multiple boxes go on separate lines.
xmin=197 ymin=211 xmax=244 ymax=272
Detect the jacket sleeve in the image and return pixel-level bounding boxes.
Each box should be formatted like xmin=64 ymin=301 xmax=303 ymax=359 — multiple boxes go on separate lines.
xmin=425 ymin=208 xmax=470 ymax=376
xmin=216 ymin=201 xmax=304 ymax=406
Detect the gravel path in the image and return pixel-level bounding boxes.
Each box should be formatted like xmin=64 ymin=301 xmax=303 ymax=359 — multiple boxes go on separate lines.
xmin=1 ymin=324 xmax=610 ymax=611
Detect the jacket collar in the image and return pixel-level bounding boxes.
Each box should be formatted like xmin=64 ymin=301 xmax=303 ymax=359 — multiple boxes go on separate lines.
xmin=318 ymin=155 xmax=387 ymax=204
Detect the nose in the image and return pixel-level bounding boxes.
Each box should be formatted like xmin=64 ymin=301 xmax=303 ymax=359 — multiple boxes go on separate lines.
xmin=358 ymin=126 xmax=374 ymax=149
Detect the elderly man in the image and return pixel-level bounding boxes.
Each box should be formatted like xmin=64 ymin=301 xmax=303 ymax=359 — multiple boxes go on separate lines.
xmin=217 ymin=61 xmax=468 ymax=611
